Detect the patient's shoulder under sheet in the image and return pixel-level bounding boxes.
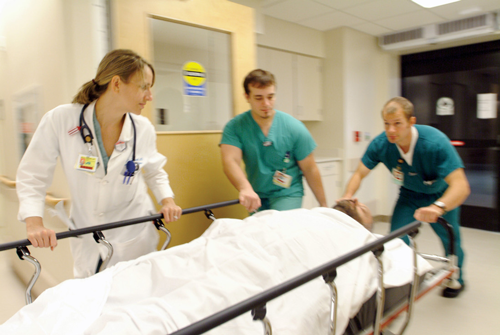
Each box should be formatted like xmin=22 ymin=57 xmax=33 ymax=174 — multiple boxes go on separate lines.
xmin=1 ymin=208 xmax=432 ymax=335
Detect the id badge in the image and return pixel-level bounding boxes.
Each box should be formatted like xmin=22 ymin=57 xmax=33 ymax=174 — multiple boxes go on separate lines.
xmin=391 ymin=168 xmax=404 ymax=186
xmin=75 ymin=154 xmax=99 ymax=173
xmin=273 ymin=170 xmax=292 ymax=188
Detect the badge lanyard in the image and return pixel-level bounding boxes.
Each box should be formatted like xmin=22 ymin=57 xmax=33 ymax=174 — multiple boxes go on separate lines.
xmin=392 ymin=158 xmax=404 ymax=186
xmin=79 ymin=104 xmax=137 ymax=183
xmin=273 ymin=151 xmax=292 ymax=189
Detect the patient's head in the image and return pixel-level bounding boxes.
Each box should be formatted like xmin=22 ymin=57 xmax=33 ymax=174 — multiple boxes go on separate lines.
xmin=333 ymin=199 xmax=373 ymax=231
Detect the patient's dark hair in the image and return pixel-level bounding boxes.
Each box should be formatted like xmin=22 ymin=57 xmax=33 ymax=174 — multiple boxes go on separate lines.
xmin=333 ymin=200 xmax=362 ymax=223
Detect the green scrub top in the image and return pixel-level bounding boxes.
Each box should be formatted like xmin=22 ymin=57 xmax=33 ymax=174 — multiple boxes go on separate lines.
xmin=220 ymin=110 xmax=316 ymax=198
xmin=362 ymin=125 xmax=464 ymax=195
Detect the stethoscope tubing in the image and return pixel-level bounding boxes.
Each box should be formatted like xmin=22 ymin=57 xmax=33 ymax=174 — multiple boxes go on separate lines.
xmin=79 ymin=103 xmax=137 ymax=174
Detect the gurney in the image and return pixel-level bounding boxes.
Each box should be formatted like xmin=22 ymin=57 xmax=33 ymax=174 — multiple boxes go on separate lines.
xmin=0 ymin=207 xmax=458 ymax=335
xmin=162 ymin=210 xmax=458 ymax=335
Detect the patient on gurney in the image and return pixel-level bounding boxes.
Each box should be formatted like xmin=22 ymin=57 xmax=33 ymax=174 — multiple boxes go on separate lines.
xmin=333 ymin=199 xmax=373 ymax=231
xmin=1 ymin=206 xmax=432 ymax=335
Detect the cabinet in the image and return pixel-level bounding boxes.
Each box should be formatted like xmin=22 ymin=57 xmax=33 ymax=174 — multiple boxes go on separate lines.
xmin=257 ymin=46 xmax=323 ymax=121
xmin=295 ymin=55 xmax=323 ymax=121
xmin=257 ymin=47 xmax=294 ymax=118
xmin=302 ymin=159 xmax=341 ymax=209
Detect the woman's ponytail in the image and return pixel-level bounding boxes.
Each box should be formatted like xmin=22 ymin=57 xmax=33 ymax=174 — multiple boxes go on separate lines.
xmin=72 ymin=80 xmax=105 ymax=104
xmin=71 ymin=49 xmax=155 ymax=105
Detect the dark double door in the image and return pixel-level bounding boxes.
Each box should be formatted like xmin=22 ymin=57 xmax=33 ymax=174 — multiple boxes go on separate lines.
xmin=402 ymin=40 xmax=500 ymax=232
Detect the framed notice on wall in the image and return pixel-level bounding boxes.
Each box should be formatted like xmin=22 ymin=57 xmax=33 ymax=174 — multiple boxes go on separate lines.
xmin=477 ymin=93 xmax=498 ymax=119
xmin=13 ymin=85 xmax=42 ymax=161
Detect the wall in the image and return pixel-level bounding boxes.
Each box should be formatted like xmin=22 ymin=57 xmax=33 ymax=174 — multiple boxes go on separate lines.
xmin=256 ymin=15 xmax=325 ymax=58
xmin=307 ymin=28 xmax=344 ymax=155
xmin=304 ymin=27 xmax=400 ymax=216
xmin=110 ymin=0 xmax=254 ymax=246
xmin=343 ymin=28 xmax=400 ymax=215
xmin=0 ymin=0 xmax=105 ymax=296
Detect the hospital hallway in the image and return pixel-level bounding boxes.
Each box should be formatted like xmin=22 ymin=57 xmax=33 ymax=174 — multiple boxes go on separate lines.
xmin=0 ymin=220 xmax=499 ymax=334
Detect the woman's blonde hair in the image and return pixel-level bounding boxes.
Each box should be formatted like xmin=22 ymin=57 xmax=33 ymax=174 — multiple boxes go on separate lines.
xmin=72 ymin=49 xmax=155 ymax=104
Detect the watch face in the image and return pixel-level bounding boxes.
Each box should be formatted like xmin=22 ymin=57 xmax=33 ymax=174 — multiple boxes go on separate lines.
xmin=433 ymin=201 xmax=446 ymax=211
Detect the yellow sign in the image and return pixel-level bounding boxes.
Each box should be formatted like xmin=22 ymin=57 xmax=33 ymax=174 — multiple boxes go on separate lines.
xmin=182 ymin=62 xmax=206 ymax=86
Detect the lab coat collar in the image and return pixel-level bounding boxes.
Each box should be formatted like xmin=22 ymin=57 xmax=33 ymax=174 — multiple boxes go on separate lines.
xmin=84 ymin=101 xmax=135 ymax=144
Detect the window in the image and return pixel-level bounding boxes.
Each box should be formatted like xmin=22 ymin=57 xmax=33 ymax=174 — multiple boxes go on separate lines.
xmin=150 ymin=17 xmax=233 ymax=132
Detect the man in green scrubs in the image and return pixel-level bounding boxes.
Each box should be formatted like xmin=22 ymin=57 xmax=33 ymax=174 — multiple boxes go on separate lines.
xmin=340 ymin=97 xmax=470 ymax=298
xmin=220 ymin=69 xmax=327 ymax=212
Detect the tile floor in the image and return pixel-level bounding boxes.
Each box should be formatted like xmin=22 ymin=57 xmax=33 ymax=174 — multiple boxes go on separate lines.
xmin=1 ymin=222 xmax=499 ymax=333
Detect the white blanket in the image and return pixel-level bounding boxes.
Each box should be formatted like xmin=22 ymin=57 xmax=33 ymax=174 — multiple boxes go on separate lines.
xmin=1 ymin=208 xmax=432 ymax=335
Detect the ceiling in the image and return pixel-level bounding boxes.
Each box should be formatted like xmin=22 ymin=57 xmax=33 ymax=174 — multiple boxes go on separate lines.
xmin=230 ymin=0 xmax=500 ymax=36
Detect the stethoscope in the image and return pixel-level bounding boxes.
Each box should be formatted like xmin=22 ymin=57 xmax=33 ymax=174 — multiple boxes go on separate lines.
xmin=80 ymin=104 xmax=138 ymax=182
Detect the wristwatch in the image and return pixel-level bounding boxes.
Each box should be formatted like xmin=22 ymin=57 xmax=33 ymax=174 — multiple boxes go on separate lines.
xmin=432 ymin=201 xmax=447 ymax=214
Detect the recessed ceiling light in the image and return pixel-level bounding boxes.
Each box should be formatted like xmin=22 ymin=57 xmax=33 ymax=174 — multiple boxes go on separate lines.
xmin=412 ymin=0 xmax=460 ymax=8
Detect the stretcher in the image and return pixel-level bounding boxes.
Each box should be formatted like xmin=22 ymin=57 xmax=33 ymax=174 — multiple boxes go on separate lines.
xmin=0 ymin=207 xmax=458 ymax=335
xmin=167 ymin=216 xmax=458 ymax=335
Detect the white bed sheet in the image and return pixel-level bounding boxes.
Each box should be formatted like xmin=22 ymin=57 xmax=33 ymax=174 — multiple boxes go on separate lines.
xmin=0 ymin=208 xmax=432 ymax=335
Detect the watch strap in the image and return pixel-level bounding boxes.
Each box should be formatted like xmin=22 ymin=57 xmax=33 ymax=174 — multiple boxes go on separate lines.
xmin=433 ymin=201 xmax=447 ymax=214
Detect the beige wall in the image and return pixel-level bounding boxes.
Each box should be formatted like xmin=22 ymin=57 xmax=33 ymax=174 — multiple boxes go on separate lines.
xmin=342 ymin=28 xmax=400 ymax=215
xmin=111 ymin=0 xmax=254 ymax=246
xmin=0 ymin=0 xmax=100 ymax=295
xmin=256 ymin=15 xmax=325 ymax=58
xmin=305 ymin=27 xmax=401 ymax=216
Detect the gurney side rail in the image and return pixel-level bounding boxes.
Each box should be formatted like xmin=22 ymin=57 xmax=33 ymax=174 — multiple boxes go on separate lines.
xmin=169 ymin=221 xmax=422 ymax=335
xmin=0 ymin=199 xmax=240 ymax=252
xmin=0 ymin=199 xmax=239 ymax=305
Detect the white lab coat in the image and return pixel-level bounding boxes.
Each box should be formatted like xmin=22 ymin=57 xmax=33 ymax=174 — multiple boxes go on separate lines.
xmin=16 ymin=101 xmax=174 ymax=278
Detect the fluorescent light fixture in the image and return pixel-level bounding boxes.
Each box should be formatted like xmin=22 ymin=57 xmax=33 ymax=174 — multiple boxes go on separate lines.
xmin=459 ymin=7 xmax=482 ymax=15
xmin=412 ymin=0 xmax=460 ymax=8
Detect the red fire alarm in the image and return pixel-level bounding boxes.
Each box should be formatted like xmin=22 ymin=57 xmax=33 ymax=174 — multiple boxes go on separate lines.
xmin=354 ymin=131 xmax=360 ymax=142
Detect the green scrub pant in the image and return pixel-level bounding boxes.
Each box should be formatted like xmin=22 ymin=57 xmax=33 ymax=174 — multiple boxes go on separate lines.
xmin=391 ymin=188 xmax=465 ymax=285
xmin=258 ymin=196 xmax=303 ymax=211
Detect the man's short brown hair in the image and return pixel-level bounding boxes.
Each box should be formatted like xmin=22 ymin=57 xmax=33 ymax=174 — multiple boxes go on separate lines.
xmin=243 ymin=69 xmax=276 ymax=95
xmin=382 ymin=97 xmax=414 ymax=120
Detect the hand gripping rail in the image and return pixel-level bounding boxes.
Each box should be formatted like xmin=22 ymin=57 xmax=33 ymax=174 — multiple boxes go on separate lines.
xmin=169 ymin=221 xmax=422 ymax=335
xmin=0 ymin=199 xmax=239 ymax=304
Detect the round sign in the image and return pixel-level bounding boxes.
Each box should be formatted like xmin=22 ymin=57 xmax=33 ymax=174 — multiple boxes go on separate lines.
xmin=436 ymin=97 xmax=454 ymax=115
xmin=182 ymin=62 xmax=206 ymax=86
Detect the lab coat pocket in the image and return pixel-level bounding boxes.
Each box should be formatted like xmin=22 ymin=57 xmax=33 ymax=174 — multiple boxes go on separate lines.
xmin=102 ymin=174 xmax=141 ymax=213
xmin=104 ymin=223 xmax=159 ymax=268
xmin=71 ymin=235 xmax=101 ymax=278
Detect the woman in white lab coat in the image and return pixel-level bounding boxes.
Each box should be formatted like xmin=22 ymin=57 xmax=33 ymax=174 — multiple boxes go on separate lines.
xmin=16 ymin=49 xmax=182 ymax=278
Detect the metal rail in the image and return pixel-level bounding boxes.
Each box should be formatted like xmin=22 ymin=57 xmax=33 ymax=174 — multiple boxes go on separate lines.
xmin=1 ymin=199 xmax=240 ymax=305
xmin=0 ymin=199 xmax=240 ymax=252
xmin=169 ymin=221 xmax=422 ymax=335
